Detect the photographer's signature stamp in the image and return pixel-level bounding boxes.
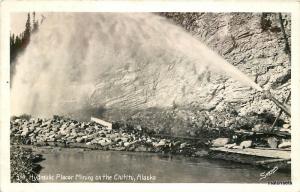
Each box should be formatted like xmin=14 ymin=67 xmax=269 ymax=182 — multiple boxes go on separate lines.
xmin=259 ymin=166 xmax=278 ymax=181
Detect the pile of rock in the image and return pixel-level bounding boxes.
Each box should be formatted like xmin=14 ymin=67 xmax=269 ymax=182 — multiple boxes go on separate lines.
xmin=10 ymin=116 xmax=208 ymax=157
xmin=211 ymin=134 xmax=291 ymax=150
xmin=211 ymin=137 xmax=253 ymax=149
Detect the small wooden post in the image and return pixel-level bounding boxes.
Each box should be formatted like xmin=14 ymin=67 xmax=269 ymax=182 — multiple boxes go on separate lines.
xmin=270 ymin=91 xmax=291 ymax=132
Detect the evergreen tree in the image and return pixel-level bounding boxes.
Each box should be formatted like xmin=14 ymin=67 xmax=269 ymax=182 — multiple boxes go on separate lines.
xmin=32 ymin=12 xmax=39 ymax=33
xmin=10 ymin=12 xmax=43 ymax=83
xmin=24 ymin=13 xmax=31 ymax=39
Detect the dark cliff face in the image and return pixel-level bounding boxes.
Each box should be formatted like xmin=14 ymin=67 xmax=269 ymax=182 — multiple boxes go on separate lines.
xmin=85 ymin=13 xmax=290 ymax=136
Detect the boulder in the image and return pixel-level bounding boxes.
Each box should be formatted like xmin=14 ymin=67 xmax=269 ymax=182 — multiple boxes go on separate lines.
xmin=252 ymin=124 xmax=263 ymax=132
xmin=21 ymin=128 xmax=29 ymax=137
xmin=48 ymin=134 xmax=55 ymax=139
xmin=212 ymin=138 xmax=230 ymax=147
xmin=124 ymin=142 xmax=131 ymax=147
xmin=173 ymin=141 xmax=181 ymax=146
xmin=86 ymin=142 xmax=91 ymax=145
xmin=48 ymin=138 xmax=56 ymax=142
xmin=240 ymin=140 xmax=252 ymax=148
xmin=98 ymin=140 xmax=106 ymax=146
xmin=98 ymin=139 xmax=111 ymax=146
xmin=120 ymin=137 xmax=129 ymax=142
xmin=225 ymin=143 xmax=237 ymax=149
xmin=60 ymin=123 xmax=68 ymax=130
xmin=90 ymin=139 xmax=97 ymax=144
xmin=180 ymin=142 xmax=188 ymax=149
xmin=76 ymin=137 xmax=84 ymax=143
xmin=52 ymin=127 xmax=59 ymax=132
xmin=267 ymin=137 xmax=278 ymax=148
xmin=153 ymin=139 xmax=167 ymax=147
xmin=41 ymin=121 xmax=50 ymax=128
xmin=283 ymin=124 xmax=290 ymax=129
xmin=89 ymin=133 xmax=98 ymax=139
xmin=60 ymin=129 xmax=69 ymax=136
xmin=279 ymin=128 xmax=291 ymax=133
xmin=278 ymin=141 xmax=291 ymax=148
xmin=109 ymin=133 xmax=119 ymax=140
xmin=136 ymin=125 xmax=142 ymax=131
xmin=14 ymin=119 xmax=21 ymax=123
xmin=158 ymin=139 xmax=166 ymax=146
xmin=34 ymin=128 xmax=41 ymax=134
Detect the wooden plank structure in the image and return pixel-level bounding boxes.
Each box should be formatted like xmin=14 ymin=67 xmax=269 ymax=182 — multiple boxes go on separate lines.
xmin=270 ymin=91 xmax=291 ymax=131
xmin=209 ymin=147 xmax=291 ymax=170
xmin=91 ymin=117 xmax=112 ymax=130
xmin=210 ymin=147 xmax=290 ymax=159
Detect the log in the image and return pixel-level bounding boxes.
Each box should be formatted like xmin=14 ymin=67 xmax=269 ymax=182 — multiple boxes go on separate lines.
xmin=91 ymin=117 xmax=112 ymax=130
xmin=255 ymin=158 xmax=291 ymax=165
xmin=254 ymin=146 xmax=291 ymax=151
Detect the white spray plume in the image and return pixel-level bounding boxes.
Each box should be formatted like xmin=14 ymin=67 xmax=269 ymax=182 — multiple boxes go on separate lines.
xmin=11 ymin=13 xmax=262 ymax=118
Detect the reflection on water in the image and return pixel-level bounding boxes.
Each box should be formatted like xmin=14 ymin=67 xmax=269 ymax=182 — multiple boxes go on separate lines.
xmin=37 ymin=148 xmax=291 ymax=183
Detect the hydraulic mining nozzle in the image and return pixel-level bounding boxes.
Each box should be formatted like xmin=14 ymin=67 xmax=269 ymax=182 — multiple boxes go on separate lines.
xmin=262 ymin=90 xmax=291 ymax=117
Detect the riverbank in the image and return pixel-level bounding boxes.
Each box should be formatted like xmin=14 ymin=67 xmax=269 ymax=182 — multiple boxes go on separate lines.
xmin=10 ymin=115 xmax=209 ymax=157
xmin=10 ymin=114 xmax=291 ymax=183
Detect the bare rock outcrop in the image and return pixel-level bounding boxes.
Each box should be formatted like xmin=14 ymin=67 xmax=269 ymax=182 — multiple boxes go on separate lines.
xmin=160 ymin=12 xmax=291 ymax=116
xmin=85 ymin=13 xmax=290 ymax=136
xmin=13 ymin=13 xmax=290 ymax=136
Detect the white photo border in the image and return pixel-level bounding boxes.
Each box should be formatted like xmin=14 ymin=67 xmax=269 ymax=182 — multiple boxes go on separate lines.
xmin=1 ymin=1 xmax=300 ymax=192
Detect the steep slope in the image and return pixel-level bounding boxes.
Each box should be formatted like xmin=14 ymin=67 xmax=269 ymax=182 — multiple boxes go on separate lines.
xmin=11 ymin=13 xmax=291 ymax=136
xmin=160 ymin=13 xmax=291 ymax=116
xmin=90 ymin=13 xmax=291 ymax=135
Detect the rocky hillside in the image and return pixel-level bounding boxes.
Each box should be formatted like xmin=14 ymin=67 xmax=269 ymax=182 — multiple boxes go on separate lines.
xmin=85 ymin=13 xmax=290 ymax=136
xmin=160 ymin=12 xmax=291 ymax=114
xmin=12 ymin=13 xmax=291 ymax=137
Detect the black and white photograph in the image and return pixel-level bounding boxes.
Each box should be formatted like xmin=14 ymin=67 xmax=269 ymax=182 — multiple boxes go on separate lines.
xmin=1 ymin=1 xmax=300 ymax=192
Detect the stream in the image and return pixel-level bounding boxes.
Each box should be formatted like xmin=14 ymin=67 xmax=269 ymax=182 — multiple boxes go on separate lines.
xmin=33 ymin=147 xmax=291 ymax=183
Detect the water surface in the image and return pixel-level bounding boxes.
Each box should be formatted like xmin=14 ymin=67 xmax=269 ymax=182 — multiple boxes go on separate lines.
xmin=36 ymin=148 xmax=291 ymax=183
